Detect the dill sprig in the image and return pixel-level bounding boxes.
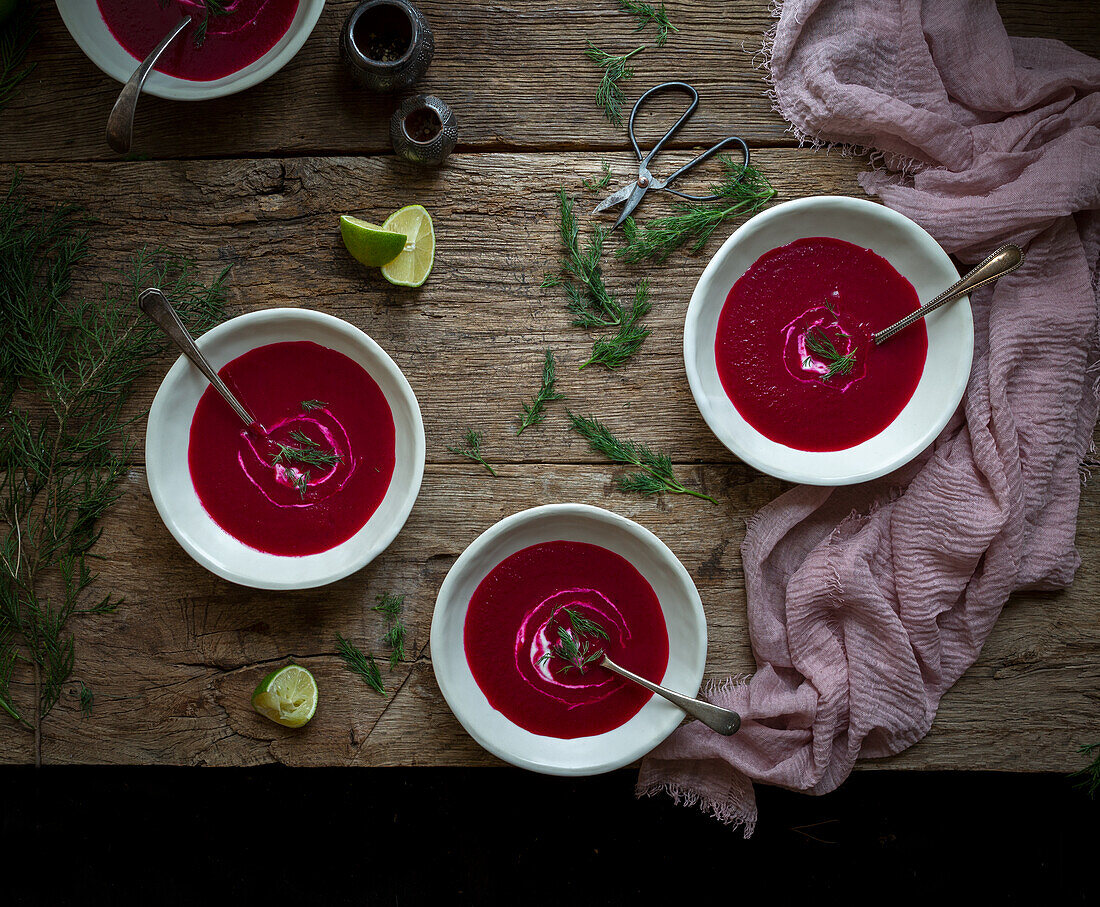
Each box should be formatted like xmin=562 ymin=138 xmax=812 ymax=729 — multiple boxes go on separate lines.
xmin=271 ymin=434 xmax=341 ymax=469
xmin=448 ymin=429 xmax=496 ymax=476
xmin=517 ymin=350 xmax=565 ymax=435
xmin=1073 ymin=743 xmax=1100 ymax=798
xmin=582 ymin=281 xmax=650 ymax=369
xmin=0 ymin=174 xmax=228 ymax=763
xmin=618 ymin=158 xmax=777 ymax=263
xmin=300 ymin=399 xmax=327 ymax=411
xmin=585 ymin=42 xmax=644 ymax=127
xmin=804 ymin=327 xmax=857 ymax=382
xmin=538 ymin=609 xmax=608 ymax=674
xmin=568 ymin=412 xmax=717 ymax=504
xmin=544 ymin=190 xmax=651 ymax=369
xmin=617 ymin=0 xmax=678 ymax=45
xmin=581 ymin=162 xmax=613 ymax=192
xmin=0 ymin=9 xmax=35 ymax=115
xmin=372 ymin=593 xmax=406 ymax=670
xmin=193 ymin=0 xmax=230 ymax=48
xmin=335 ymin=633 xmax=385 ymax=694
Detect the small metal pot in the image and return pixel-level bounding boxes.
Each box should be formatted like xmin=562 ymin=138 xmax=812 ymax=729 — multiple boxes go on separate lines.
xmin=390 ymin=95 xmax=458 ymax=166
xmin=341 ymin=0 xmax=435 ymax=92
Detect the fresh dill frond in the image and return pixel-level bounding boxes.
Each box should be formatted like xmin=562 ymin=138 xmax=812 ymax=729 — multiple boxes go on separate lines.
xmin=585 ymin=42 xmax=644 ymax=127
xmin=373 ymin=592 xmax=405 ymax=621
xmin=618 ymin=158 xmax=777 ymax=263
xmin=568 ymin=412 xmax=717 ymax=504
xmin=581 ymin=280 xmax=651 ymax=369
xmin=300 ymin=399 xmax=327 ymax=411
xmin=0 ymin=174 xmax=228 ymax=761
xmin=563 ymin=608 xmax=609 ymax=640
xmin=581 ymin=162 xmax=613 ymax=192
xmin=1072 ymin=743 xmax=1100 ymax=798
xmin=272 ymin=439 xmax=341 ymax=469
xmin=290 ymin=469 xmax=310 ymax=497
xmin=0 ymin=9 xmax=36 ymax=115
xmin=517 ymin=350 xmax=566 ymax=435
xmin=335 ymin=633 xmax=385 ymax=694
xmin=617 ymin=0 xmax=678 ymax=45
xmin=193 ymin=0 xmax=230 ymax=48
xmin=383 ymin=620 xmax=407 ymax=669
xmin=77 ymin=682 xmax=93 ymax=717
xmin=545 ymin=191 xmax=651 ymax=369
xmin=448 ymin=429 xmax=496 ymax=476
xmin=804 ymin=327 xmax=857 ymax=381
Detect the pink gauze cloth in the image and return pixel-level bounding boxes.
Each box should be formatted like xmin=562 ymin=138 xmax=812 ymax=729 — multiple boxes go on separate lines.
xmin=638 ymin=0 xmax=1100 ymax=836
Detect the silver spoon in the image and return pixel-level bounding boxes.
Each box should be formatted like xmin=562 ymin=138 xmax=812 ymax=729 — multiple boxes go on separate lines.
xmin=600 ymin=654 xmax=741 ymax=735
xmin=106 ymin=16 xmax=192 ymax=154
xmin=873 ymin=243 xmax=1024 ymax=344
xmin=138 ymin=287 xmax=260 ymax=429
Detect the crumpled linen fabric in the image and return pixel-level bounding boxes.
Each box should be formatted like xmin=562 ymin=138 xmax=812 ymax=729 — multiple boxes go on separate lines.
xmin=637 ymin=0 xmax=1100 ymax=836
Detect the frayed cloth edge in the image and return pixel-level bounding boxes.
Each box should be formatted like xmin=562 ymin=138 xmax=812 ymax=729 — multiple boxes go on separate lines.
xmin=635 ymin=778 xmax=758 ymax=838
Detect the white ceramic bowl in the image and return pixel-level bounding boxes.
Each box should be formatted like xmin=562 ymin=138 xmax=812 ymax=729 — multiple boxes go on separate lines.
xmin=684 ymin=195 xmax=972 ymax=486
xmin=56 ymin=0 xmax=325 ymax=100
xmin=431 ymin=504 xmax=707 ymax=776
xmin=146 ymin=308 xmax=424 ymax=589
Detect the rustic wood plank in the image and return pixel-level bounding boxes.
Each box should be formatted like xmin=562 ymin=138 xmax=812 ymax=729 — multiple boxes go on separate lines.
xmin=4 ymin=0 xmax=793 ymax=162
xmin=0 ymin=150 xmax=873 ymax=466
xmin=0 ymin=465 xmax=1097 ymax=769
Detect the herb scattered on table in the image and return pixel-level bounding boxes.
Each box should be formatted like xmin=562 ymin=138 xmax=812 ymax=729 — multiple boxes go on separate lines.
xmin=336 ymin=633 xmax=385 ymax=695
xmin=517 ymin=350 xmax=565 ymax=435
xmin=581 ymin=162 xmax=613 ymax=192
xmin=804 ymin=327 xmax=857 ymax=382
xmin=617 ymin=0 xmax=678 ymax=45
xmin=538 ymin=608 xmax=609 ymax=675
xmin=0 ymin=174 xmax=227 ymax=763
xmin=568 ymin=412 xmax=717 ymax=504
xmin=543 ymin=190 xmax=651 ymax=369
xmin=618 ymin=156 xmax=777 ymax=263
xmin=448 ymin=429 xmax=496 ymax=476
xmin=585 ymin=42 xmax=644 ymax=127
xmin=0 ymin=8 xmax=35 ymax=115
xmin=373 ymin=592 xmax=407 ymax=670
xmin=1073 ymin=743 xmax=1100 ymax=798
xmin=77 ymin=681 xmax=93 ymax=718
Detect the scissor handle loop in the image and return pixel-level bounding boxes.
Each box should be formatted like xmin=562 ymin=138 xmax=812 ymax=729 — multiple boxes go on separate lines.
xmin=628 ymin=81 xmax=699 ymax=168
xmin=662 ymin=136 xmax=751 ymax=201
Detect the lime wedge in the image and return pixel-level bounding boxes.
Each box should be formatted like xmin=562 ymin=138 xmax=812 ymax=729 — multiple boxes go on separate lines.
xmin=380 ymin=205 xmax=435 ymax=287
xmin=251 ymin=664 xmax=318 ymax=728
xmin=340 ymin=215 xmax=407 ymax=267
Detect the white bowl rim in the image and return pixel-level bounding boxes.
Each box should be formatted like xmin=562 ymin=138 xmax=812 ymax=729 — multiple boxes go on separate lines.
xmin=55 ymin=0 xmax=326 ymax=101
xmin=145 ymin=307 xmax=425 ymax=590
xmin=683 ymin=195 xmax=973 ymax=486
xmin=430 ymin=503 xmax=708 ymax=776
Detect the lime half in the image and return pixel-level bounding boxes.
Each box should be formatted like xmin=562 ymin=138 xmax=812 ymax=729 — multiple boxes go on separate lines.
xmin=380 ymin=205 xmax=435 ymax=287
xmin=251 ymin=664 xmax=318 ymax=729
xmin=340 ymin=215 xmax=407 ymax=267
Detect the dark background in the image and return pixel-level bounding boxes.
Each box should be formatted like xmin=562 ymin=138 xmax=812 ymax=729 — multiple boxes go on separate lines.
xmin=4 ymin=767 xmax=1097 ymax=903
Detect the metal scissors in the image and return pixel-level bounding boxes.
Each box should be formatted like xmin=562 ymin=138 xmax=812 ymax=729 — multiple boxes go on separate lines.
xmin=593 ymin=81 xmax=750 ymax=230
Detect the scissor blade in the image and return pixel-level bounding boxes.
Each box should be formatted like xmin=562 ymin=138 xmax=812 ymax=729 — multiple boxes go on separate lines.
xmin=593 ymin=183 xmax=635 ymax=214
xmin=612 ymin=184 xmax=647 ymax=231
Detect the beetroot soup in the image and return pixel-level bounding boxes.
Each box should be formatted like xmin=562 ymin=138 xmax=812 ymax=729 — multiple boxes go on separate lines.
xmin=97 ymin=0 xmax=299 ymax=82
xmin=463 ymin=541 xmax=670 ymax=739
xmin=715 ymin=237 xmax=928 ymax=452
xmin=187 ymin=341 xmax=395 ymax=557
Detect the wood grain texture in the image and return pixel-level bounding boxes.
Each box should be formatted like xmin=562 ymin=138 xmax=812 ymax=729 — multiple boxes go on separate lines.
xmin=0 ymin=0 xmax=1098 ymax=771
xmin=0 ymin=466 xmax=1096 ymax=769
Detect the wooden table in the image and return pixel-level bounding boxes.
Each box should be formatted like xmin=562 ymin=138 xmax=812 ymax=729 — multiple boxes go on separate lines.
xmin=2 ymin=0 xmax=1098 ymax=769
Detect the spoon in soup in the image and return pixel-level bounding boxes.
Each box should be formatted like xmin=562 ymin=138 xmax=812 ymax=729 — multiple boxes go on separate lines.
xmin=138 ymin=287 xmax=263 ymax=432
xmin=600 ymin=654 xmax=741 ymax=735
xmin=106 ymin=16 xmax=192 ymax=154
xmin=872 ymin=243 xmax=1023 ymax=344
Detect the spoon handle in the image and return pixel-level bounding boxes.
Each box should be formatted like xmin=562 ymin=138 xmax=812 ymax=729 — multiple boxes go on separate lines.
xmin=601 ymin=655 xmax=740 ymax=736
xmin=138 ymin=287 xmax=257 ymax=427
xmin=873 ymin=243 xmax=1024 ymax=345
xmin=106 ymin=16 xmax=191 ymax=154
